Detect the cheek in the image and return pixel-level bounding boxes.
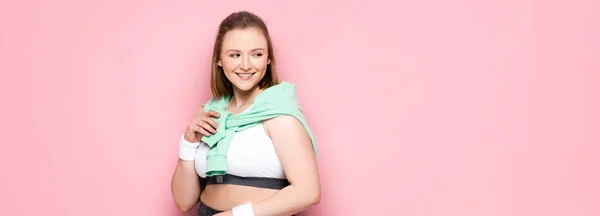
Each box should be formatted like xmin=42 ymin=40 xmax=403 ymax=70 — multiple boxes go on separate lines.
xmin=220 ymin=60 xmax=237 ymax=72
xmin=253 ymin=58 xmax=270 ymax=71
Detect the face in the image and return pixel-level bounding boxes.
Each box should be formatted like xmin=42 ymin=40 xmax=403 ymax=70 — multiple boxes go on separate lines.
xmin=218 ymin=28 xmax=271 ymax=93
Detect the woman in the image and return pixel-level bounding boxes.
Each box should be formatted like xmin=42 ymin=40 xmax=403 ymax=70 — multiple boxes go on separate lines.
xmin=171 ymin=11 xmax=321 ymax=216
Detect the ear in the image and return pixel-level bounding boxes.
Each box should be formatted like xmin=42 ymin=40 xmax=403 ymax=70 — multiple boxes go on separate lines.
xmin=267 ymin=58 xmax=271 ymax=64
xmin=217 ymin=60 xmax=222 ymax=67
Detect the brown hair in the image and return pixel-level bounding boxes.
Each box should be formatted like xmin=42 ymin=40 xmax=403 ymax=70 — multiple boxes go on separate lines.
xmin=210 ymin=11 xmax=279 ymax=98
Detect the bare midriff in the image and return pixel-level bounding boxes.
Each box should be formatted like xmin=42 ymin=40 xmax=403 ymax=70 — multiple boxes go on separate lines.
xmin=200 ymin=184 xmax=279 ymax=211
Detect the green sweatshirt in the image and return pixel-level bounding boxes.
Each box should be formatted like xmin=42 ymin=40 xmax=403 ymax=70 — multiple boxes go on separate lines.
xmin=201 ymin=81 xmax=317 ymax=177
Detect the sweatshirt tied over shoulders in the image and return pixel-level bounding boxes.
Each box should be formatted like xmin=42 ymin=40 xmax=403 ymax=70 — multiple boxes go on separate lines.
xmin=200 ymin=81 xmax=317 ymax=177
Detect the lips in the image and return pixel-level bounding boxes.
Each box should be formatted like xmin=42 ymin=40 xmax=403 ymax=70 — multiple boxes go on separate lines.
xmin=235 ymin=72 xmax=255 ymax=80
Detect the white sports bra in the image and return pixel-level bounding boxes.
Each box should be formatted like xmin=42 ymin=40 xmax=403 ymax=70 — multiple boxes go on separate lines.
xmin=194 ymin=111 xmax=286 ymax=179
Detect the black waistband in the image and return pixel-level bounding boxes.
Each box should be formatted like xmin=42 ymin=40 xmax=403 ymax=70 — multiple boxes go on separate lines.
xmin=203 ymin=174 xmax=290 ymax=190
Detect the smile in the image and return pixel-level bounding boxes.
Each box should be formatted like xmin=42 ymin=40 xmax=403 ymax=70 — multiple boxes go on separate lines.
xmin=235 ymin=72 xmax=256 ymax=80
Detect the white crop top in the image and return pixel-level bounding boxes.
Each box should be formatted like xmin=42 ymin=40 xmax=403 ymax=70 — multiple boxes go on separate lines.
xmin=194 ymin=122 xmax=286 ymax=179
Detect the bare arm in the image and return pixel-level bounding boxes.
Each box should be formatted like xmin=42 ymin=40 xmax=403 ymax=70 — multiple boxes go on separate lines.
xmin=171 ymin=108 xmax=220 ymax=211
xmin=171 ymin=157 xmax=201 ymax=212
xmin=220 ymin=115 xmax=321 ymax=216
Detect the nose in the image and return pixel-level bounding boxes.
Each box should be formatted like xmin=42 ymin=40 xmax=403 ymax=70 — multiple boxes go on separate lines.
xmin=240 ymin=55 xmax=252 ymax=71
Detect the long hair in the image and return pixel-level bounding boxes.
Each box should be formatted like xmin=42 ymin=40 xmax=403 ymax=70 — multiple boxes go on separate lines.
xmin=209 ymin=11 xmax=279 ymax=98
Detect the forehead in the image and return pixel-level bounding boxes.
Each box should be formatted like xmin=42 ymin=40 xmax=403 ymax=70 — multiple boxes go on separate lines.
xmin=221 ymin=28 xmax=268 ymax=51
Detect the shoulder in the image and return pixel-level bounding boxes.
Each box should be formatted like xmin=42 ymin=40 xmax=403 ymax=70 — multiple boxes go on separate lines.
xmin=202 ymin=95 xmax=228 ymax=112
xmin=203 ymin=96 xmax=221 ymax=106
xmin=263 ymin=115 xmax=305 ymax=137
xmin=256 ymin=81 xmax=300 ymax=106
xmin=264 ymin=115 xmax=300 ymax=126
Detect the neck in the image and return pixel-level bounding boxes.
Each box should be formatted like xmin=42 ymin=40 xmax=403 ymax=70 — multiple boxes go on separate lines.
xmin=230 ymin=86 xmax=262 ymax=109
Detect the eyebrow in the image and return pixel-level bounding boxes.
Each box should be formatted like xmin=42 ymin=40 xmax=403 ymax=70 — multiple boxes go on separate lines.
xmin=225 ymin=48 xmax=266 ymax=52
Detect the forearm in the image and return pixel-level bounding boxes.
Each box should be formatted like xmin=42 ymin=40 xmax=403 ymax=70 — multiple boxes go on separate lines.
xmin=171 ymin=159 xmax=201 ymax=212
xmin=250 ymin=184 xmax=320 ymax=216
xmin=171 ymin=135 xmax=202 ymax=212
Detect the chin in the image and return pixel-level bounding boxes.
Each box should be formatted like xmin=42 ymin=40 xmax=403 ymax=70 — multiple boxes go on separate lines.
xmin=232 ymin=81 xmax=260 ymax=92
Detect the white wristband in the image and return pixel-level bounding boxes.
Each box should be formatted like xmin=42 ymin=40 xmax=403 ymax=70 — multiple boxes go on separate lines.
xmin=232 ymin=203 xmax=255 ymax=216
xmin=178 ymin=135 xmax=200 ymax=161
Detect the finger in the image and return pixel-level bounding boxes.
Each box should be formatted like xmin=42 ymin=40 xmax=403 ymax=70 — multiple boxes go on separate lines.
xmin=198 ymin=127 xmax=211 ymax=137
xmin=207 ymin=110 xmax=220 ymax=118
xmin=202 ymin=116 xmax=219 ymax=131
xmin=188 ymin=123 xmax=201 ymax=133
xmin=197 ymin=120 xmax=216 ymax=134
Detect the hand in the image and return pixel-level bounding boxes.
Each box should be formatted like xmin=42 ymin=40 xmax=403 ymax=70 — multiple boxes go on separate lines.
xmin=183 ymin=106 xmax=220 ymax=143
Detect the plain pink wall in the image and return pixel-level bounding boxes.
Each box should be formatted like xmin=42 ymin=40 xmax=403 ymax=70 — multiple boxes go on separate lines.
xmin=1 ymin=0 xmax=599 ymax=215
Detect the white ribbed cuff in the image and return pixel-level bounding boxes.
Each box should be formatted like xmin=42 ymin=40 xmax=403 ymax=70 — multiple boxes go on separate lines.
xmin=232 ymin=203 xmax=255 ymax=216
xmin=178 ymin=135 xmax=200 ymax=161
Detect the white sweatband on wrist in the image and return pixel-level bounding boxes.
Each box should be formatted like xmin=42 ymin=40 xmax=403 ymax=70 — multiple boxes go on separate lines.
xmin=178 ymin=135 xmax=200 ymax=161
xmin=232 ymin=203 xmax=255 ymax=216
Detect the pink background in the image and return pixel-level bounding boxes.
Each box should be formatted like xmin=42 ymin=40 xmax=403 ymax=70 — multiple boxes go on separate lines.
xmin=1 ymin=0 xmax=599 ymax=215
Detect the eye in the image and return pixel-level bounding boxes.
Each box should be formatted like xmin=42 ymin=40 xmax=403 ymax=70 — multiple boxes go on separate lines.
xmin=252 ymin=53 xmax=263 ymax=57
xmin=229 ymin=53 xmax=240 ymax=58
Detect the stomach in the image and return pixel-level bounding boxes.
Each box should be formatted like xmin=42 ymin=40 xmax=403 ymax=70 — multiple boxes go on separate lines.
xmin=200 ymin=184 xmax=279 ymax=211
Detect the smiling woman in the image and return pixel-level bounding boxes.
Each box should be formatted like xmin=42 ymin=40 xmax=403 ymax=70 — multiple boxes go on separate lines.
xmin=170 ymin=11 xmax=321 ymax=216
xmin=217 ymin=28 xmax=272 ymax=94
xmin=208 ymin=12 xmax=279 ymax=100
